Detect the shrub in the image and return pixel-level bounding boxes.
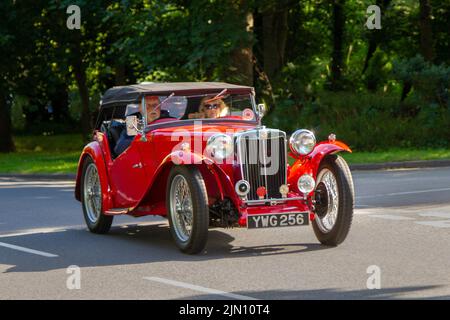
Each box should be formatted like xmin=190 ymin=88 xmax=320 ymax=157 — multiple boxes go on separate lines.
xmin=263 ymin=90 xmax=450 ymax=151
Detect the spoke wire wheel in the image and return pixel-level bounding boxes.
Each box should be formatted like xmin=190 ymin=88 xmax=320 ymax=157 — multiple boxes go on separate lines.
xmin=81 ymin=157 xmax=113 ymax=234
xmin=166 ymin=166 xmax=209 ymax=254
xmin=169 ymin=175 xmax=194 ymax=242
xmin=312 ymin=155 xmax=354 ymax=246
xmin=83 ymin=163 xmax=102 ymax=224
xmin=315 ymin=168 xmax=339 ymax=233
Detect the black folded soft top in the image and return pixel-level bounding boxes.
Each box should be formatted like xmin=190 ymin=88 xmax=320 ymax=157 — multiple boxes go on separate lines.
xmin=100 ymin=82 xmax=254 ymax=108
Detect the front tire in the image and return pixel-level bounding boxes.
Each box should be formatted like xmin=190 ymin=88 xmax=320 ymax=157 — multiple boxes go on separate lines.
xmin=312 ymin=155 xmax=354 ymax=246
xmin=167 ymin=166 xmax=209 ymax=254
xmin=81 ymin=157 xmax=113 ymax=234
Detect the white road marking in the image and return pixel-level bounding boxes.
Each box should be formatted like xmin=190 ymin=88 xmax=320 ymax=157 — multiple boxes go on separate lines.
xmin=0 ymin=242 xmax=58 ymax=257
xmin=0 ymin=227 xmax=69 ymax=238
xmin=144 ymin=277 xmax=258 ymax=300
xmin=0 ymin=222 xmax=162 ymax=239
xmin=368 ymin=214 xmax=415 ymax=221
xmin=418 ymin=212 xmax=450 ymax=219
xmin=414 ymin=220 xmax=450 ymax=228
xmin=357 ymin=187 xmax=450 ymax=199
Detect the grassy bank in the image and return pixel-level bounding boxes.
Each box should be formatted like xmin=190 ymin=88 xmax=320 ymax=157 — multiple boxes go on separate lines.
xmin=0 ymin=134 xmax=83 ymax=174
xmin=0 ymin=135 xmax=449 ymax=174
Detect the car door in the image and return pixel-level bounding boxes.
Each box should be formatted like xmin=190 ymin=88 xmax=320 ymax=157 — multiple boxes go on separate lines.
xmin=109 ymin=137 xmax=149 ymax=208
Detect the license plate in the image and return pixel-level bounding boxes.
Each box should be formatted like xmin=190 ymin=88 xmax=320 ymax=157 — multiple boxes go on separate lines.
xmin=247 ymin=212 xmax=309 ymax=229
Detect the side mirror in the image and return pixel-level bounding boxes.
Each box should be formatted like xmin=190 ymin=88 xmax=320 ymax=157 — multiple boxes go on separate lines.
xmin=126 ymin=115 xmax=139 ymax=136
xmin=126 ymin=116 xmax=148 ymax=142
xmin=257 ymin=103 xmax=267 ymax=119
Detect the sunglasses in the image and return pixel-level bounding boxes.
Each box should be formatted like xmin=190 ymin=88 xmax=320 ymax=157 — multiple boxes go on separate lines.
xmin=204 ymin=104 xmax=220 ymax=110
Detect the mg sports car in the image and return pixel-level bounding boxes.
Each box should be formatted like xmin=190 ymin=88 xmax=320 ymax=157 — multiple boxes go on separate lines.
xmin=75 ymin=82 xmax=354 ymax=254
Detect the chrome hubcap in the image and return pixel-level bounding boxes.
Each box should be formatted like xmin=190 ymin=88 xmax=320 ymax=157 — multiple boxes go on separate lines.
xmin=83 ymin=163 xmax=101 ymax=224
xmin=169 ymin=175 xmax=193 ymax=242
xmin=315 ymin=169 xmax=339 ymax=233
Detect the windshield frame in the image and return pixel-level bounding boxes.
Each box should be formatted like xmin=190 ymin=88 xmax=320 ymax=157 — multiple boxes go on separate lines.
xmin=142 ymin=92 xmax=259 ymax=131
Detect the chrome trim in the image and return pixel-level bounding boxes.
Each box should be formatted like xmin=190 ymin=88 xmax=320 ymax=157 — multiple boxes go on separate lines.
xmin=289 ymin=129 xmax=316 ymax=156
xmin=243 ymin=196 xmax=305 ymax=205
xmin=235 ymin=128 xmax=288 ymax=201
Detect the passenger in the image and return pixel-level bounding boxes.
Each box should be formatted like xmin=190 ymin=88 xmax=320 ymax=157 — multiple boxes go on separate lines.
xmin=198 ymin=97 xmax=228 ymax=119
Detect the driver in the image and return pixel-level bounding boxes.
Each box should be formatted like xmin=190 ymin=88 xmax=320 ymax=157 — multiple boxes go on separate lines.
xmin=143 ymin=95 xmax=161 ymax=124
xmin=114 ymin=96 xmax=162 ymax=156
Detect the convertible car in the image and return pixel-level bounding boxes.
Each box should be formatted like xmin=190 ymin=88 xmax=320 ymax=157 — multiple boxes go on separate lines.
xmin=75 ymin=82 xmax=354 ymax=254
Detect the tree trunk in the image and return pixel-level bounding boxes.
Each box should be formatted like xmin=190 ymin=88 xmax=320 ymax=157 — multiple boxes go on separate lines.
xmin=73 ymin=55 xmax=92 ymax=142
xmin=262 ymin=8 xmax=288 ymax=79
xmin=362 ymin=0 xmax=391 ymax=75
xmin=401 ymin=0 xmax=434 ymax=102
xmin=229 ymin=9 xmax=254 ymax=86
xmin=115 ymin=64 xmax=126 ymax=86
xmin=419 ymin=0 xmax=434 ymax=61
xmin=0 ymin=92 xmax=15 ymax=153
xmin=330 ymin=0 xmax=345 ymax=91
xmin=51 ymin=84 xmax=70 ymax=123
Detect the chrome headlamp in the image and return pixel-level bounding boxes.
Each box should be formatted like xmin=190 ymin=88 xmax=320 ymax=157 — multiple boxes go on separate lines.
xmin=289 ymin=129 xmax=316 ymax=156
xmin=298 ymin=174 xmax=316 ymax=194
xmin=205 ymin=134 xmax=233 ymax=161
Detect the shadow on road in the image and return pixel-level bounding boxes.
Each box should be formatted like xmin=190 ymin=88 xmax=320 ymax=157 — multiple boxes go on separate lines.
xmin=182 ymin=285 xmax=450 ymax=300
xmin=0 ymin=223 xmax=328 ymax=273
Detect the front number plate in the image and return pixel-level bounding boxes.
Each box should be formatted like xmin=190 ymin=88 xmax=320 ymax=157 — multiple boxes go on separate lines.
xmin=247 ymin=212 xmax=309 ymax=229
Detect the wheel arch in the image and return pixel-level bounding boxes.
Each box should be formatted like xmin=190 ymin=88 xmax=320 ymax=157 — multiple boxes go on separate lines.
xmin=136 ymin=151 xmax=237 ymax=214
xmin=288 ymin=140 xmax=351 ymax=188
xmin=75 ymin=142 xmax=112 ymax=211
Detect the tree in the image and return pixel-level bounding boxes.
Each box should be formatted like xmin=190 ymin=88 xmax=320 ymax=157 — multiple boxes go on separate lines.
xmin=330 ymin=0 xmax=345 ymax=91
xmin=401 ymin=0 xmax=435 ymax=101
xmin=362 ymin=0 xmax=391 ymax=75
xmin=38 ymin=0 xmax=112 ymax=141
xmin=0 ymin=0 xmax=40 ymax=152
xmin=419 ymin=0 xmax=434 ymax=61
xmin=260 ymin=1 xmax=289 ymax=80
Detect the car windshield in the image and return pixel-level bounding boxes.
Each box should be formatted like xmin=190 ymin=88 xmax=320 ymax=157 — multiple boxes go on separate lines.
xmin=148 ymin=93 xmax=256 ymax=122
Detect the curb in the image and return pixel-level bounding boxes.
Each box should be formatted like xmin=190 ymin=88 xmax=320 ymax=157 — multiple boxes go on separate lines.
xmin=1 ymin=160 xmax=450 ymax=179
xmin=0 ymin=173 xmax=76 ymax=181
xmin=349 ymin=159 xmax=450 ymax=171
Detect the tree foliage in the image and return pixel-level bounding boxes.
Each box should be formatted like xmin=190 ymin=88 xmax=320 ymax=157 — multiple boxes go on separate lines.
xmin=1 ymin=0 xmax=449 ymax=151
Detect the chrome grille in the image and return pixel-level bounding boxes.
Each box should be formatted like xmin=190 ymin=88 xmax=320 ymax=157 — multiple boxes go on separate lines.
xmin=236 ymin=129 xmax=287 ymax=200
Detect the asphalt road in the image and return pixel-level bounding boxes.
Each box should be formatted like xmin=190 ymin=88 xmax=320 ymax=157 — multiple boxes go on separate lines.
xmin=0 ymin=167 xmax=450 ymax=300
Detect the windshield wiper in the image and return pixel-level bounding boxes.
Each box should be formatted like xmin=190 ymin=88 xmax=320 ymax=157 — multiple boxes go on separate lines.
xmin=155 ymin=92 xmax=175 ymax=110
xmin=205 ymin=89 xmax=227 ymax=103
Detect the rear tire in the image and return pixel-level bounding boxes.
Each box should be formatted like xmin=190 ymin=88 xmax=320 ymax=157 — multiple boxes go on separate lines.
xmin=81 ymin=156 xmax=113 ymax=234
xmin=312 ymin=155 xmax=354 ymax=246
xmin=166 ymin=166 xmax=209 ymax=254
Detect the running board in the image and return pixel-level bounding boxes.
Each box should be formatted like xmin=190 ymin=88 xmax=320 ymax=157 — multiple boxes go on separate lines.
xmin=105 ymin=208 xmax=130 ymax=215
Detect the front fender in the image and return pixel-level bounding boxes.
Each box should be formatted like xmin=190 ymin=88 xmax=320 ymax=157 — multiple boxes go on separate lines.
xmin=288 ymin=140 xmax=351 ymax=189
xmin=134 ymin=151 xmax=238 ymax=214
xmin=74 ymin=141 xmax=113 ymax=211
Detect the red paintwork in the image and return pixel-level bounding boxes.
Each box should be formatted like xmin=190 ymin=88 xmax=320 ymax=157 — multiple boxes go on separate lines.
xmin=287 ymin=140 xmax=352 ymax=195
xmin=75 ymin=118 xmax=351 ymax=228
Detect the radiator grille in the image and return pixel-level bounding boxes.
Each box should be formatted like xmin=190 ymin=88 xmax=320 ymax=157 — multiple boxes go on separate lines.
xmin=236 ymin=129 xmax=287 ymax=200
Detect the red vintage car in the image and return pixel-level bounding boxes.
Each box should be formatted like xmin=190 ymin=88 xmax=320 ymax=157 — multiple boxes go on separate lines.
xmin=75 ymin=82 xmax=354 ymax=254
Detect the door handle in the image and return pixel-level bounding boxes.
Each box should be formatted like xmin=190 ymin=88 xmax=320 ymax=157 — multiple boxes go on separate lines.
xmin=132 ymin=163 xmax=143 ymax=169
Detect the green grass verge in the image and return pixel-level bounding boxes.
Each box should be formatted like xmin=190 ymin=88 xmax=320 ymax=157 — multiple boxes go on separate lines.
xmin=13 ymin=134 xmax=84 ymax=152
xmin=340 ymin=148 xmax=450 ymax=164
xmin=0 ymin=152 xmax=80 ymax=174
xmin=0 ymin=135 xmax=449 ymax=174
xmin=286 ymin=148 xmax=450 ymax=167
xmin=0 ymin=134 xmax=83 ymax=174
